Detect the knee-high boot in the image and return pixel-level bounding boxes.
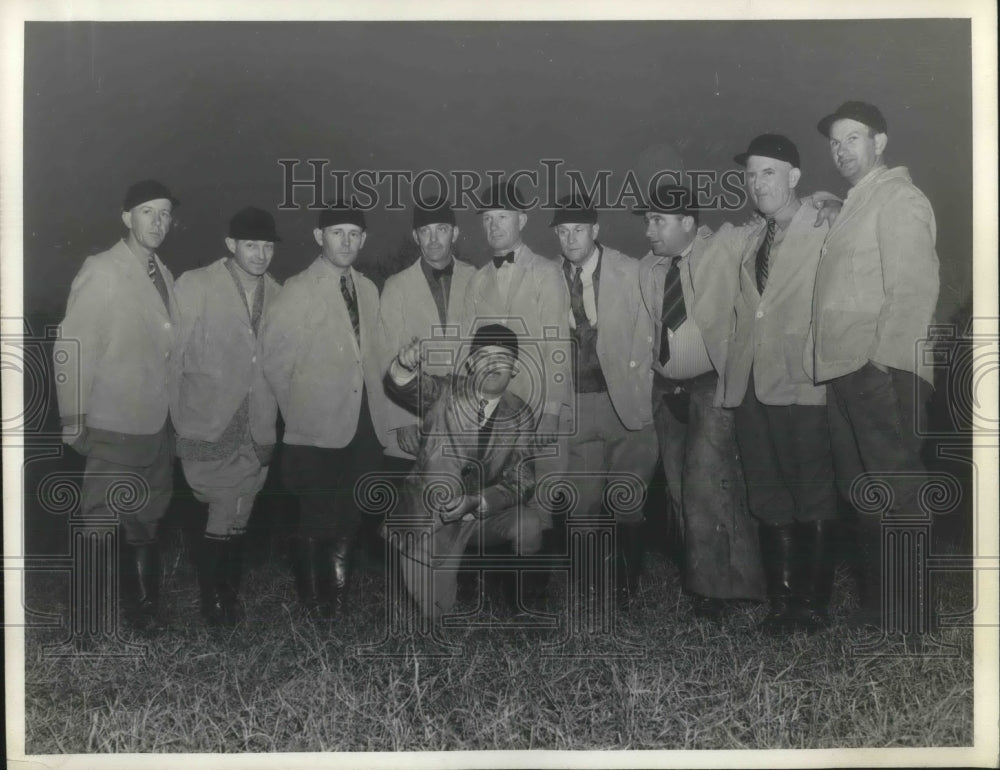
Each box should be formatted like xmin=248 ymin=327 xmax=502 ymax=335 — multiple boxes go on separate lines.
xmin=758 ymin=523 xmax=797 ymax=633
xmin=291 ymin=535 xmax=328 ymax=615
xmin=197 ymin=535 xmax=225 ymax=625
xmin=123 ymin=539 xmax=161 ymax=629
xmin=849 ymin=514 xmax=884 ymax=630
xmin=217 ymin=534 xmax=245 ymax=626
xmin=799 ymin=519 xmax=837 ymax=630
xmin=615 ymin=521 xmax=645 ymax=610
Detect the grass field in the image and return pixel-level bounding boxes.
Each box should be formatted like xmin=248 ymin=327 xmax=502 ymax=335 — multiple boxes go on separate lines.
xmin=21 ymin=530 xmax=974 ymax=754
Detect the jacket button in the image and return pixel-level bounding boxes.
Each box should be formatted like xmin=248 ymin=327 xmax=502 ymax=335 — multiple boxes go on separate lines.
xmin=647 ymin=336 xmax=653 ymax=343
xmin=163 ymin=322 xmax=171 ymax=330
xmin=755 ymin=310 xmax=764 ymax=319
xmin=251 ymin=356 xmax=257 ymax=363
xmin=629 ymin=361 xmax=636 ymax=368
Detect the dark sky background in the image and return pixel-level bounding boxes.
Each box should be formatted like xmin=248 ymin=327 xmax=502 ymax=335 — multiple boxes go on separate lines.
xmin=24 ymin=20 xmax=971 ymax=325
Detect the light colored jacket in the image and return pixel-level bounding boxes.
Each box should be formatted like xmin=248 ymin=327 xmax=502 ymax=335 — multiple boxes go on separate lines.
xmin=558 ymin=245 xmax=655 ymax=430
xmin=810 ymin=166 xmax=939 ymax=385
xmin=170 ymin=258 xmax=281 ymax=445
xmin=259 ymin=256 xmax=388 ymax=449
xmin=638 ymin=225 xmax=745 ymax=406
xmin=724 ymin=199 xmax=829 ymax=407
xmin=385 ymin=370 xmax=535 ymax=517
xmin=379 ymin=256 xmax=476 ymax=456
xmin=463 ymin=243 xmax=572 ymax=419
xmin=54 ymin=239 xmax=178 ymax=434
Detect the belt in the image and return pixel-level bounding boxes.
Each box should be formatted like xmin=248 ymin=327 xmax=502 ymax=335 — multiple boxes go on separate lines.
xmin=655 ymin=370 xmax=716 ymax=395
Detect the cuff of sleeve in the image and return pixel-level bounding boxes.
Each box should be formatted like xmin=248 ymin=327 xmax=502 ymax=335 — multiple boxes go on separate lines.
xmin=389 ymin=359 xmax=419 ymax=385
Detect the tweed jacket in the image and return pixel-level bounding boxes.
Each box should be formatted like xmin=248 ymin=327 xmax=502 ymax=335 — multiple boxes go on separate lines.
xmin=638 ymin=225 xmax=745 ymax=406
xmin=259 ymin=256 xmax=388 ymax=449
xmin=557 ymin=245 xmax=655 ymax=430
xmin=385 ymin=369 xmax=535 ymax=517
xmin=810 ymin=166 xmax=939 ymax=385
xmin=379 ymin=256 xmax=477 ymax=455
xmin=462 ymin=243 xmax=572 ymax=420
xmin=54 ymin=238 xmax=179 ymax=436
xmin=723 ymin=198 xmax=829 ymax=407
xmin=170 ymin=257 xmax=281 ymax=446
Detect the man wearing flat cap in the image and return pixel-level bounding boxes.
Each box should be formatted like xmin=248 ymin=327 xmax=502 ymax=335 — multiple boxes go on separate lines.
xmin=810 ymin=101 xmax=940 ymax=630
xmin=636 ymin=184 xmax=765 ymax=618
xmin=549 ymin=195 xmax=658 ymax=608
xmin=379 ymin=197 xmax=476 ymax=465
xmin=259 ymin=204 xmax=388 ymax=618
xmin=385 ymin=324 xmax=536 ymax=621
xmin=724 ymin=135 xmax=839 ymax=634
xmin=54 ymin=179 xmax=181 ymax=629
xmin=171 ymin=206 xmax=282 ymax=626
xmin=462 ymin=178 xmax=573 ymax=609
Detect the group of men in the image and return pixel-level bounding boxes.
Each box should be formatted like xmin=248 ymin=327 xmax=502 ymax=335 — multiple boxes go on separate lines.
xmin=54 ymin=99 xmax=940 ymax=636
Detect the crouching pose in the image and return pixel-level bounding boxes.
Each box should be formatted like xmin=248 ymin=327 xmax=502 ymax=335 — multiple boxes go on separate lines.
xmin=385 ymin=324 xmax=538 ymax=621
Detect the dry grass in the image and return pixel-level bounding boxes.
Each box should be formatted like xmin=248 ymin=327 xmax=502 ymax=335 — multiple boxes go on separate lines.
xmin=21 ymin=540 xmax=974 ymax=754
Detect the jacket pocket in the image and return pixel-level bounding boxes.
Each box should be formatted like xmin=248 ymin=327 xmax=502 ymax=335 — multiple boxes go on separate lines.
xmin=783 ymin=333 xmax=812 ymax=385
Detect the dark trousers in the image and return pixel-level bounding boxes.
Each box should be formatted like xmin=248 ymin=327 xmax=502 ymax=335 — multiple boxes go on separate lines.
xmin=735 ymin=380 xmax=838 ymax=526
xmin=281 ymin=391 xmax=383 ymax=539
xmin=827 ymin=363 xmax=929 ymax=519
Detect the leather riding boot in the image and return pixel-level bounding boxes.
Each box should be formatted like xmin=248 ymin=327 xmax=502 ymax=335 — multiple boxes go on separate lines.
xmin=758 ymin=523 xmax=797 ymax=634
xmin=615 ymin=521 xmax=645 ymax=610
xmin=124 ymin=540 xmax=161 ymax=629
xmin=326 ymin=535 xmax=353 ymax=617
xmin=799 ymin=519 xmax=837 ymax=631
xmin=197 ymin=536 xmax=225 ymax=626
xmin=291 ymin=535 xmax=327 ymax=615
xmin=217 ymin=535 xmax=245 ymax=626
xmin=520 ymin=526 xmax=560 ymax=611
xmin=849 ymin=514 xmax=884 ymax=630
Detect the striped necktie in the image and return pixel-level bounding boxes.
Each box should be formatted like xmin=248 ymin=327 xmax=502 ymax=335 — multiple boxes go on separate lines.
xmin=755 ymin=218 xmax=776 ymax=295
xmin=340 ymin=274 xmax=360 ymax=344
xmin=658 ymin=255 xmax=686 ymax=366
xmin=147 ymin=256 xmax=170 ymax=310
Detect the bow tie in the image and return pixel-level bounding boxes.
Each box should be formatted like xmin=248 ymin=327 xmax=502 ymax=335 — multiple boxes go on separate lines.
xmin=432 ymin=263 xmax=454 ymax=279
xmin=492 ymin=251 xmax=516 ymax=268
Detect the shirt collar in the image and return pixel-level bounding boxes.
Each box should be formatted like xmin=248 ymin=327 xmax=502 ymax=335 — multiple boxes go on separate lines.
xmin=846 ymin=164 xmax=888 ymax=198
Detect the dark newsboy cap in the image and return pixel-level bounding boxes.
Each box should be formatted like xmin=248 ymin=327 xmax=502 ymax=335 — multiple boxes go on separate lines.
xmin=123 ymin=179 xmax=179 ymax=211
xmin=734 ymin=133 xmax=801 ymax=168
xmin=413 ymin=197 xmax=457 ymax=229
xmin=318 ymin=204 xmax=366 ymax=231
xmin=477 ymin=178 xmax=532 ymax=214
xmin=470 ymin=323 xmax=519 ymax=360
xmin=549 ymin=194 xmax=598 ymax=227
xmin=817 ymin=101 xmax=888 ymax=138
xmin=632 ymin=184 xmax=696 ymax=217
xmin=228 ymin=206 xmax=281 ymax=242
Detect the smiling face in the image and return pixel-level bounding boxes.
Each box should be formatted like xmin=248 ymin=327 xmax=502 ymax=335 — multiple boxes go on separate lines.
xmin=643 ymin=212 xmax=694 ymax=258
xmin=481 ymin=210 xmax=526 ymax=254
xmin=226 ymin=239 xmax=275 ymax=277
xmin=745 ymin=155 xmax=801 ymax=217
xmin=466 ymin=346 xmax=518 ymax=398
xmin=413 ymin=222 xmax=458 ymax=268
xmin=829 ymin=118 xmax=887 ymax=186
xmin=122 ymin=198 xmax=173 ymax=255
xmin=555 ymin=222 xmax=600 ymax=265
xmin=314 ymin=224 xmax=366 ymax=268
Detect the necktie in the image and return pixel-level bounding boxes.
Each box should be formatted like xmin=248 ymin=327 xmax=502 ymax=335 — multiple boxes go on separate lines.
xmin=492 ymin=252 xmax=515 ymax=269
xmin=567 ymin=265 xmax=588 ymax=328
xmin=340 ymin=274 xmax=360 ymax=344
xmin=477 ymin=398 xmax=494 ymax=457
xmin=148 ymin=256 xmax=170 ymax=310
xmin=755 ymin=218 xmax=776 ymax=295
xmin=658 ymin=255 xmax=686 ymax=366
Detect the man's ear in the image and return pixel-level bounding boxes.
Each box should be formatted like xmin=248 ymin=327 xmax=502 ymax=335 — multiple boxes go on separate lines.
xmin=874 ymin=132 xmax=888 ymax=157
xmin=359 ymin=231 xmax=368 ymax=250
xmin=313 ymin=228 xmax=323 ymax=248
xmin=681 ymin=215 xmax=696 ymax=233
xmin=788 ymin=167 xmax=802 ymax=190
xmin=121 ymin=210 xmax=132 ymax=231
xmin=451 ymin=226 xmax=460 ymax=242
xmin=517 ymin=212 xmax=528 ymax=231
xmin=412 ymin=230 xmax=420 ymax=247
xmin=225 ymin=237 xmax=237 ymax=255
xmin=591 ymin=223 xmax=601 ymax=241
